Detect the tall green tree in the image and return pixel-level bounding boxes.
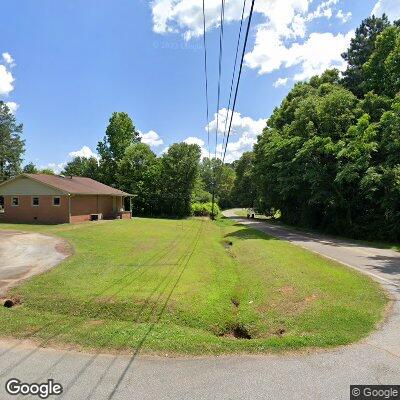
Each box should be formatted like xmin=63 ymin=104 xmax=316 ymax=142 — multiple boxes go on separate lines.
xmin=97 ymin=112 xmax=140 ymax=185
xmin=62 ymin=156 xmax=99 ymax=179
xmin=117 ymin=143 xmax=161 ymax=216
xmin=199 ymin=158 xmax=235 ymax=209
xmin=363 ymin=25 xmax=400 ymax=97
xmin=341 ymin=15 xmax=390 ymax=97
xmin=160 ymin=143 xmax=201 ymax=216
xmin=232 ymin=152 xmax=257 ymax=208
xmin=0 ymin=102 xmax=24 ymax=182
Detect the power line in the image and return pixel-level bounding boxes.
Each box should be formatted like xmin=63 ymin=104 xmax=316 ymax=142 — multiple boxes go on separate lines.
xmin=214 ymin=0 xmax=226 ymax=159
xmin=222 ymin=0 xmax=256 ymax=164
xmin=211 ymin=0 xmax=226 ymax=219
xmin=202 ymin=0 xmax=211 ymax=159
xmin=221 ymin=0 xmax=248 ymax=159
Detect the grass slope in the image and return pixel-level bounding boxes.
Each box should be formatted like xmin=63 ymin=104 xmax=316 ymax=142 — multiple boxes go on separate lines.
xmin=0 ymin=218 xmax=387 ymax=355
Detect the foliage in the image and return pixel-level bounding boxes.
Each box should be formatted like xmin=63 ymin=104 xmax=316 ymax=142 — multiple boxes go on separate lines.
xmin=232 ymin=152 xmax=257 ymax=208
xmin=97 ymin=112 xmax=140 ymax=185
xmin=117 ymin=142 xmax=161 ymax=216
xmin=341 ymin=15 xmax=390 ymax=97
xmin=0 ymin=102 xmax=24 ymax=182
xmin=22 ymin=162 xmax=38 ymax=174
xmin=250 ymin=17 xmax=400 ymax=241
xmin=159 ymin=143 xmax=201 ymax=217
xmin=39 ymin=168 xmax=55 ymax=175
xmin=62 ymin=156 xmax=99 ymax=179
xmin=191 ymin=201 xmax=220 ymax=217
xmin=199 ymin=158 xmax=236 ymax=209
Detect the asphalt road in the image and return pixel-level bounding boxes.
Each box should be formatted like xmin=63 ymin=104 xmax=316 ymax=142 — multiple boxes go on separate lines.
xmin=0 ymin=219 xmax=399 ymax=400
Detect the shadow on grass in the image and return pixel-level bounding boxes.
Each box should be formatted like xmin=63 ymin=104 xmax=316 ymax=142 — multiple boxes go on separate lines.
xmin=224 ymin=224 xmax=276 ymax=242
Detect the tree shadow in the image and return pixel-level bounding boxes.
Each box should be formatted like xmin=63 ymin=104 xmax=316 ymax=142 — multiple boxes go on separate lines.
xmin=365 ymin=254 xmax=400 ymax=279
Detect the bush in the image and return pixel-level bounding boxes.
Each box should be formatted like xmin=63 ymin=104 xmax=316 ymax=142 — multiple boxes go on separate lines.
xmin=191 ymin=202 xmax=220 ymax=217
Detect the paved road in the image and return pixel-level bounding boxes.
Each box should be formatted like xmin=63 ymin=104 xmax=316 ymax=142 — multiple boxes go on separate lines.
xmin=0 ymin=231 xmax=70 ymax=297
xmin=0 ymin=220 xmax=399 ymax=400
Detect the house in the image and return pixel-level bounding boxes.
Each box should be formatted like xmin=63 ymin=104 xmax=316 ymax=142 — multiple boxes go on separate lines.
xmin=0 ymin=174 xmax=132 ymax=224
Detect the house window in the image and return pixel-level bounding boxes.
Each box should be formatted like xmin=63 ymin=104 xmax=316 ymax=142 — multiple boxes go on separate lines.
xmin=53 ymin=196 xmax=61 ymax=206
xmin=12 ymin=197 xmax=19 ymax=206
xmin=32 ymin=196 xmax=40 ymax=207
xmin=0 ymin=196 xmax=4 ymax=213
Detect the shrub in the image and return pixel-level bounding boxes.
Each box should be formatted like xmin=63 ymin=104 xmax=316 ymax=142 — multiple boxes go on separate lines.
xmin=191 ymin=202 xmax=220 ymax=217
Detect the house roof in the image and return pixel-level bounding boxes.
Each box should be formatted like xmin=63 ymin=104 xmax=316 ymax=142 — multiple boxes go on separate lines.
xmin=20 ymin=174 xmax=131 ymax=196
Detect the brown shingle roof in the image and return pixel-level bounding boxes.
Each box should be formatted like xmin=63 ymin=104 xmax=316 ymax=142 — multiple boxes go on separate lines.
xmin=24 ymin=174 xmax=131 ymax=196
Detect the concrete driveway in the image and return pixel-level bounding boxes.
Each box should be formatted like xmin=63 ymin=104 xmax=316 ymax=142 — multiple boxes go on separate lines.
xmin=0 ymin=230 xmax=70 ymax=297
xmin=0 ymin=220 xmax=399 ymax=400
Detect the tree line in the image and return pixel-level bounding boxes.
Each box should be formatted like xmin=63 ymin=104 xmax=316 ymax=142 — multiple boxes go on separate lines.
xmin=234 ymin=15 xmax=400 ymax=241
xmin=0 ymin=107 xmax=237 ymax=217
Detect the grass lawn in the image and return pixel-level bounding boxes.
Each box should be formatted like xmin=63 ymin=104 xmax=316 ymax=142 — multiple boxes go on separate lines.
xmin=0 ymin=218 xmax=388 ymax=355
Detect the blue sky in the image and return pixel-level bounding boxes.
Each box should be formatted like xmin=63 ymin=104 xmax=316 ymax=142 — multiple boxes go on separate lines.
xmin=1 ymin=0 xmax=399 ymax=170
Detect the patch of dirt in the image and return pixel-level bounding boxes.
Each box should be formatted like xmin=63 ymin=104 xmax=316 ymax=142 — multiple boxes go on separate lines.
xmin=55 ymin=241 xmax=73 ymax=257
xmin=232 ymin=325 xmax=252 ymax=339
xmin=87 ymin=319 xmax=105 ymax=326
xmin=220 ymin=324 xmax=252 ymax=340
xmin=279 ymin=286 xmax=295 ymax=295
xmin=305 ymin=294 xmax=318 ymax=303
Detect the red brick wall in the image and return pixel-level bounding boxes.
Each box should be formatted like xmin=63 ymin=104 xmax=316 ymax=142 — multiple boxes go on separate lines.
xmin=0 ymin=195 xmax=69 ymax=224
xmin=70 ymin=195 xmax=115 ymax=223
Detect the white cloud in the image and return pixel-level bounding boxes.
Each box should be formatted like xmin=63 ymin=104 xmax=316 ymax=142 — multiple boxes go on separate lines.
xmin=289 ymin=31 xmax=354 ymax=80
xmin=2 ymin=52 xmax=14 ymax=66
xmin=306 ymin=0 xmax=338 ymax=21
xmin=139 ymin=130 xmax=164 ymax=147
xmin=39 ymin=162 xmax=67 ymax=174
xmin=245 ymin=29 xmax=354 ymax=80
xmin=372 ymin=0 xmax=400 ymax=20
xmin=336 ymin=10 xmax=352 ymax=23
xmin=150 ymin=1 xmax=355 ymax=84
xmin=0 ymin=65 xmax=14 ymax=95
xmin=207 ymin=109 xmax=267 ymax=162
xmin=274 ymin=77 xmax=289 ymax=88
xmin=5 ymin=101 xmax=19 ymax=114
xmin=183 ymin=136 xmax=209 ymax=158
xmin=208 ymin=108 xmax=267 ymax=137
xmin=68 ymin=145 xmax=99 ymax=160
xmin=152 ymin=0 xmax=252 ymax=41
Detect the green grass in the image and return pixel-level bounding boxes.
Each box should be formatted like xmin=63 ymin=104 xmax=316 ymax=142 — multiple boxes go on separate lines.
xmin=0 ymin=217 xmax=388 ymax=355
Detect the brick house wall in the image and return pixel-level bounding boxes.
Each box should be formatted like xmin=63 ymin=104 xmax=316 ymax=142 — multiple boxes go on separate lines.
xmin=0 ymin=195 xmax=69 ymax=224
xmin=70 ymin=195 xmax=122 ymax=223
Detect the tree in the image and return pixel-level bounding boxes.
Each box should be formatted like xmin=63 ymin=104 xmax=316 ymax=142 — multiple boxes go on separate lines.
xmin=97 ymin=112 xmax=140 ymax=185
xmin=363 ymin=26 xmax=400 ymax=97
xmin=232 ymin=152 xmax=257 ymax=208
xmin=23 ymin=162 xmax=38 ymax=174
xmin=62 ymin=156 xmax=99 ymax=179
xmin=117 ymin=143 xmax=161 ymax=216
xmin=160 ymin=143 xmax=201 ymax=216
xmin=342 ymin=15 xmax=390 ymax=97
xmin=39 ymin=168 xmax=55 ymax=175
xmin=199 ymin=158 xmax=236 ymax=209
xmin=0 ymin=102 xmax=25 ymax=181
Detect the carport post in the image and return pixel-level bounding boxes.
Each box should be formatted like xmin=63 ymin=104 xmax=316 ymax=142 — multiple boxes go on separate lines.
xmin=68 ymin=194 xmax=71 ymax=223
